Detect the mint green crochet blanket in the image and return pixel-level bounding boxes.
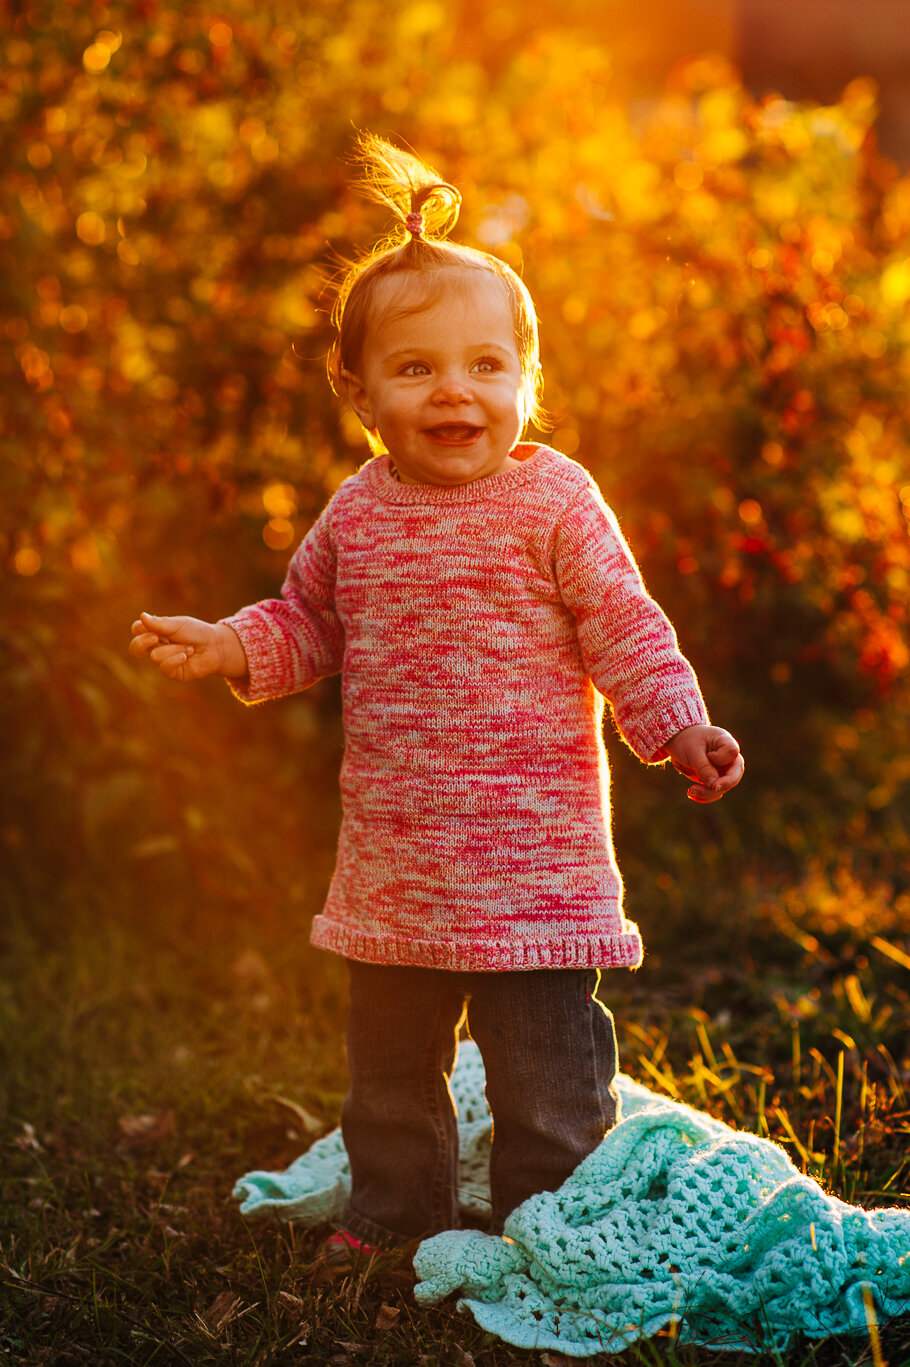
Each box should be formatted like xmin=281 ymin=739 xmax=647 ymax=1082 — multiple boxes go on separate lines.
xmin=233 ymin=1042 xmax=910 ymax=1357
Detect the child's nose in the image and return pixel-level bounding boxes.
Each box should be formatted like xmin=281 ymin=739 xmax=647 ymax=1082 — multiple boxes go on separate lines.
xmin=431 ymin=373 xmax=472 ymax=403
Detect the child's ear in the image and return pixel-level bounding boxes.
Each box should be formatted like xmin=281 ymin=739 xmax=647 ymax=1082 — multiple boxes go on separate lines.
xmin=340 ymin=368 xmax=376 ymax=431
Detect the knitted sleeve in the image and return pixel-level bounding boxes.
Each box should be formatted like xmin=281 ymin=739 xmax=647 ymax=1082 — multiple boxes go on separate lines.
xmin=552 ymin=482 xmax=708 ymax=761
xmin=219 ymin=507 xmax=344 ymax=704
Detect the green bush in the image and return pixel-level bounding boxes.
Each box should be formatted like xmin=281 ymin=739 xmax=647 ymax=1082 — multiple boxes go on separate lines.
xmin=3 ymin=1 xmax=909 ymax=927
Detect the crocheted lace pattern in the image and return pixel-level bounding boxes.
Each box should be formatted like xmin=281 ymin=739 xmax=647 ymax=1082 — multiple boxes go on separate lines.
xmin=233 ymin=1042 xmax=910 ymax=1356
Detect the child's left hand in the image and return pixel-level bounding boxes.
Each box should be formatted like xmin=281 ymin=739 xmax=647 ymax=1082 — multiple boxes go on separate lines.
xmin=665 ymin=725 xmax=744 ymax=803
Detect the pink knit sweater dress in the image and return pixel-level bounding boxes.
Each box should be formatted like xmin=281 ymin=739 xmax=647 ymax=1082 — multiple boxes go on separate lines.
xmin=222 ymin=444 xmax=708 ymax=972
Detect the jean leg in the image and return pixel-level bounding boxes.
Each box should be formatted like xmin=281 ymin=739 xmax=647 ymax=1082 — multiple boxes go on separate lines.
xmin=341 ymin=961 xmax=466 ymax=1247
xmin=467 ymin=967 xmax=619 ymax=1232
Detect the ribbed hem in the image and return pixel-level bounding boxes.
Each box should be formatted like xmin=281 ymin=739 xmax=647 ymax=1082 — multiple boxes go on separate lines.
xmin=364 ymin=443 xmax=556 ymax=505
xmin=311 ymin=916 xmax=644 ymax=971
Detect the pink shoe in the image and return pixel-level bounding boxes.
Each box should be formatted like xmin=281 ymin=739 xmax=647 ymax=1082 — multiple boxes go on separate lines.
xmin=320 ymin=1229 xmax=382 ymax=1264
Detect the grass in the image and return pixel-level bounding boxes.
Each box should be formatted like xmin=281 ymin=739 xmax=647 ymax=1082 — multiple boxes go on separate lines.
xmin=3 ymin=861 xmax=910 ymax=1366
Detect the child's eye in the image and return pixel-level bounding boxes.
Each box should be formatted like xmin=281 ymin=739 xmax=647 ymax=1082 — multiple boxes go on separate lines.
xmin=399 ymin=361 xmax=430 ymax=376
xmin=472 ymin=357 xmax=504 ymax=373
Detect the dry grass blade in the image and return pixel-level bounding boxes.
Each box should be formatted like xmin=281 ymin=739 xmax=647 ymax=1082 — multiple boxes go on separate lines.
xmin=862 ymin=1283 xmax=888 ymax=1367
xmin=637 ymin=1053 xmax=682 ymax=1098
xmin=262 ymin=1091 xmax=324 ymax=1135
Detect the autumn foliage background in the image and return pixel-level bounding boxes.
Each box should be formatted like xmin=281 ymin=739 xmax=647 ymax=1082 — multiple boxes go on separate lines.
xmin=3 ymin=0 xmax=910 ymax=953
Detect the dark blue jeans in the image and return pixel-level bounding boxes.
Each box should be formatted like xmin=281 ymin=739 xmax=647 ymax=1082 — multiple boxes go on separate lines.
xmin=340 ymin=961 xmax=619 ymax=1248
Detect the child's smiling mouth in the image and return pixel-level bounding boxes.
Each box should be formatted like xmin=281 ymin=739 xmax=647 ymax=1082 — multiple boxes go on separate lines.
xmin=424 ymin=423 xmax=484 ymax=443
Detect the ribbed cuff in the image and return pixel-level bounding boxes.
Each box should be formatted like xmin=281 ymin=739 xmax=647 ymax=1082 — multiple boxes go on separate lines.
xmin=628 ymin=695 xmax=710 ymax=763
xmin=217 ymin=612 xmax=273 ymax=703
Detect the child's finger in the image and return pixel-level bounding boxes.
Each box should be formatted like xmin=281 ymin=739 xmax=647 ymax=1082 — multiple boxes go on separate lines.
xmin=140 ymin=611 xmax=184 ymax=640
xmin=709 ymin=739 xmax=741 ymax=769
xmin=129 ymin=631 xmax=160 ymax=658
xmin=151 ymin=643 xmax=193 ymax=669
xmin=134 ymin=614 xmax=171 ymax=649
xmin=130 ymin=623 xmax=167 ymax=647
xmin=150 ymin=641 xmax=194 ymax=658
xmin=687 ymin=780 xmax=727 ymax=803
xmin=690 ymin=751 xmax=725 ymax=788
xmin=689 ymin=753 xmax=744 ymax=801
xmin=715 ymin=752 xmax=745 ymax=789
xmin=708 ymin=737 xmax=743 ymax=773
xmin=687 ymin=783 xmax=717 ymax=803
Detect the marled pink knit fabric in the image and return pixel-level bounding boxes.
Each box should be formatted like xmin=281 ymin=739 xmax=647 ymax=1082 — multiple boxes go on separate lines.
xmin=222 ymin=444 xmax=708 ymax=971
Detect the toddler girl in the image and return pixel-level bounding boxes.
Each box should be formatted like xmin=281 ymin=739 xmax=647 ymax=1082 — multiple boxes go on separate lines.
xmin=130 ymin=134 xmax=744 ymax=1255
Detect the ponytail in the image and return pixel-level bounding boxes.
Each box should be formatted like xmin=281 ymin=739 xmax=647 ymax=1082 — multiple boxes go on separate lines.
xmin=350 ymin=131 xmax=462 ymax=247
xmin=326 ymin=132 xmax=546 ymax=445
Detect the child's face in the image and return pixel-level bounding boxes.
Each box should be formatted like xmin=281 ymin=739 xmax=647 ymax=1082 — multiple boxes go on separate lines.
xmin=344 ymin=272 xmax=525 ymax=485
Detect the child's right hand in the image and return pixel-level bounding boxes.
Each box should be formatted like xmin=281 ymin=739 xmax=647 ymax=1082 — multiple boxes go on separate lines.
xmin=129 ymin=612 xmax=247 ymax=683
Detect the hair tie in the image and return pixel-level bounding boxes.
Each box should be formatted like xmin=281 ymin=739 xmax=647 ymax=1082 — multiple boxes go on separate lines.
xmin=405 ymin=211 xmax=424 ymax=239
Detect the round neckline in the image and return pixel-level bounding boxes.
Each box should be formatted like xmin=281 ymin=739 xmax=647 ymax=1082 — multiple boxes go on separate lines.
xmin=366 ymin=443 xmax=558 ymax=504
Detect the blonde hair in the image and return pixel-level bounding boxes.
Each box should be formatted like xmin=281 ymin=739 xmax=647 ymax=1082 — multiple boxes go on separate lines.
xmin=328 ymin=133 xmax=545 ymax=453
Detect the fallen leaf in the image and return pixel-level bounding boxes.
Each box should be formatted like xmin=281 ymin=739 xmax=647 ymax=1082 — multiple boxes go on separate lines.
xmin=207 ymin=1290 xmax=241 ymax=1330
xmin=375 ymin=1301 xmax=400 ymax=1330
xmin=542 ymin=1355 xmax=578 ymax=1366
xmin=276 ymin=1290 xmax=306 ymax=1318
xmin=117 ymin=1110 xmax=175 ymax=1149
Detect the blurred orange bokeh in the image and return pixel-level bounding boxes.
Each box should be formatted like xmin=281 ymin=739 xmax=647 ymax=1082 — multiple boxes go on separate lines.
xmin=2 ymin=0 xmax=909 ymax=927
